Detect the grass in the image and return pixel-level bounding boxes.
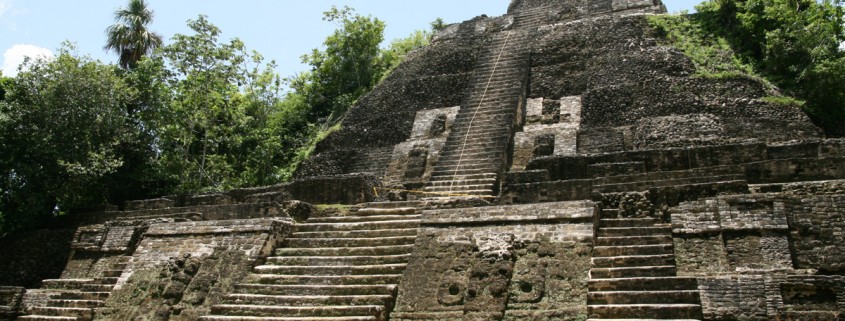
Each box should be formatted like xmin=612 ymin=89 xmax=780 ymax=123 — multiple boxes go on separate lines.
xmin=647 ymin=13 xmax=791 ymax=100
xmin=278 ymin=122 xmax=342 ymax=181
xmin=761 ymin=95 xmax=806 ymax=107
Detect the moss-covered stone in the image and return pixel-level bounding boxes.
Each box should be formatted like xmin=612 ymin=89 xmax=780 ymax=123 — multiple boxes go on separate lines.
xmin=95 ymin=249 xmax=251 ymax=321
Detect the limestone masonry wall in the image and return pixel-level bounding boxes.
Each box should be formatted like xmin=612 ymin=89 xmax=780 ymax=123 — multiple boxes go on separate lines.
xmin=3 ymin=0 xmax=845 ymax=320
xmin=393 ymin=201 xmax=596 ymax=321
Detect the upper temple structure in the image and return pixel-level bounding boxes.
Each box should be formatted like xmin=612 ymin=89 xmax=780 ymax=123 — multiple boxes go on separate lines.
xmin=1 ymin=0 xmax=843 ymax=320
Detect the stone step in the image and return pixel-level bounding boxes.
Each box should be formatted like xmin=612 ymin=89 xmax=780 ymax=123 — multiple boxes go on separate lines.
xmin=58 ymin=292 xmax=109 ymax=301
xmin=253 ymin=264 xmax=408 ymax=276
xmin=468 ymin=67 xmax=527 ymax=78
xmin=441 ymin=134 xmax=508 ymax=145
xmin=463 ymin=90 xmax=523 ymax=102
xmin=592 ymin=166 xmax=743 ymax=185
xmin=101 ymin=270 xmax=122 ymax=278
xmin=210 ymin=304 xmax=384 ymax=318
xmin=590 ymin=266 xmax=677 ymax=279
xmin=294 ymin=220 xmax=421 ymax=233
xmin=424 ymin=184 xmax=495 ymax=193
xmin=587 ymin=304 xmax=702 ymax=320
xmin=301 ymin=215 xmax=422 ymax=224
xmin=464 ymin=83 xmax=525 ymax=96
xmin=389 ymin=311 xmax=465 ymax=320
xmin=223 ymin=294 xmax=392 ymax=307
xmin=429 ymin=173 xmax=497 ymax=181
xmin=29 ymin=307 xmax=92 ymax=320
xmin=593 ymin=244 xmax=674 ymax=257
xmin=599 ymin=218 xmax=659 ymax=228
xmin=462 ymin=95 xmax=523 ymax=106
xmin=452 ymin=109 xmax=516 ymax=121
xmin=587 ymin=290 xmax=701 ymax=305
xmin=248 ymin=274 xmax=402 ymax=286
xmin=472 ymin=60 xmax=527 ymax=72
xmin=432 ymin=161 xmax=500 ymax=172
xmin=353 ymin=207 xmax=418 ymax=216
xmin=452 ymin=113 xmax=515 ymax=125
xmin=588 ymin=277 xmax=699 ymax=292
xmin=435 ymin=150 xmax=504 ymax=162
xmin=45 ymin=300 xmax=104 ymax=309
xmin=586 ymin=319 xmax=701 ymax=321
xmin=265 ymin=254 xmax=411 ymax=266
xmin=17 ymin=316 xmax=79 ymax=321
xmin=473 ymin=61 xmax=529 ymax=73
xmin=80 ymin=284 xmax=113 ymax=292
xmin=93 ymin=277 xmax=118 ymax=285
xmin=591 ymin=254 xmax=675 ymax=268
xmin=40 ymin=279 xmax=93 ymax=291
xmin=290 ymin=228 xmax=418 ymax=239
xmin=421 ymin=189 xmax=494 ymax=197
xmin=438 ymin=144 xmax=508 ymax=156
xmin=426 ymin=178 xmax=496 ymax=189
xmin=464 ymin=85 xmax=523 ymax=96
xmin=593 ymin=174 xmax=746 ymax=193
xmin=110 ymin=263 xmax=129 ymax=270
xmin=597 ymin=226 xmax=672 ymax=237
xmin=446 ymin=125 xmax=512 ymax=137
xmin=428 ymin=178 xmax=496 ymax=187
xmin=430 ymin=170 xmax=499 ymax=180
xmin=201 ymin=317 xmax=378 ymax=321
xmin=275 ymin=244 xmax=415 ymax=257
xmin=439 ymin=143 xmax=510 ymax=155
xmin=438 ymin=139 xmax=509 ymax=151
xmin=594 ymin=235 xmax=673 ymax=247
xmin=199 ymin=316 xmax=377 ymax=321
xmin=432 ymin=162 xmax=498 ymax=172
xmin=233 ymin=284 xmax=396 ymax=297
xmin=355 ymin=201 xmax=424 ymax=210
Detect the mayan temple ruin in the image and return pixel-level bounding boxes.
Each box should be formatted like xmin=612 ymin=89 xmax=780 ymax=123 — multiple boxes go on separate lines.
xmin=1 ymin=0 xmax=844 ymax=320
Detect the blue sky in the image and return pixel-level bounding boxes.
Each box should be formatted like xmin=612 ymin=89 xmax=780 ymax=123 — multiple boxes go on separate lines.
xmin=0 ymin=0 xmax=700 ymax=78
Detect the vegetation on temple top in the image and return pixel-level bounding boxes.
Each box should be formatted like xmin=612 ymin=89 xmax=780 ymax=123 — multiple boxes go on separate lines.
xmin=649 ymin=0 xmax=845 ymax=135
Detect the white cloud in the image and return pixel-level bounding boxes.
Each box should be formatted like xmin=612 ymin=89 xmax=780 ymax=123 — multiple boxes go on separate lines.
xmin=2 ymin=44 xmax=53 ymax=77
xmin=0 ymin=1 xmax=10 ymax=19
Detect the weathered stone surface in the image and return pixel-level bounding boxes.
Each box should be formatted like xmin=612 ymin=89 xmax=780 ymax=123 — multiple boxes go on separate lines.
xmin=5 ymin=1 xmax=845 ymax=321
xmin=0 ymin=229 xmax=75 ymax=288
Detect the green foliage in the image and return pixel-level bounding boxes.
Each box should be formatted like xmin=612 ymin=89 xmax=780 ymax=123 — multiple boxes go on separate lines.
xmin=649 ymin=0 xmax=845 ymax=136
xmin=105 ymin=0 xmax=163 ymax=69
xmin=0 ymin=45 xmax=134 ymax=235
xmin=0 ymin=6 xmax=439 ymax=234
xmin=0 ymin=76 xmax=11 ymax=102
xmin=379 ymin=29 xmax=431 ymax=82
xmin=297 ymin=6 xmax=386 ymax=124
xmin=154 ymin=15 xmax=288 ymax=192
xmin=761 ymin=95 xmax=806 ymax=107
xmin=648 ymin=14 xmax=758 ymax=78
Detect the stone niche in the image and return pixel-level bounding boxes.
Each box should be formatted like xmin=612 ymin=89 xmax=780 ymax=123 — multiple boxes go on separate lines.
xmin=384 ymin=106 xmax=460 ymax=184
xmin=512 ymin=97 xmax=581 ymax=170
xmin=392 ymin=201 xmax=595 ymax=321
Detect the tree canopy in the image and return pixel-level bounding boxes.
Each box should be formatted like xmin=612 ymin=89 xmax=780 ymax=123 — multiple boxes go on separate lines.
xmin=650 ymin=0 xmax=845 ymax=135
xmin=0 ymin=45 xmax=136 ymax=235
xmin=0 ymin=3 xmax=441 ymax=236
xmin=105 ymin=0 xmax=163 ymax=69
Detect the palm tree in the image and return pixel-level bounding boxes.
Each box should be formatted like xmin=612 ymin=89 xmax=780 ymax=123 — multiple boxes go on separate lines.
xmin=105 ymin=0 xmax=163 ymax=69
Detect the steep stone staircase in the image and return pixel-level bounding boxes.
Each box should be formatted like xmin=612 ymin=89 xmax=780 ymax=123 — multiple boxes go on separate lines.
xmin=199 ymin=202 xmax=422 ymax=321
xmin=587 ymin=208 xmax=703 ymax=321
xmin=18 ymin=256 xmax=131 ymax=321
xmin=424 ymin=7 xmax=555 ymax=198
xmin=424 ymin=31 xmax=531 ymax=198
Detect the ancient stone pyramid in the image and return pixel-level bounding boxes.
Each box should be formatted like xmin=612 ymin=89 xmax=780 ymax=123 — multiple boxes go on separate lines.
xmin=3 ymin=0 xmax=844 ymax=320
